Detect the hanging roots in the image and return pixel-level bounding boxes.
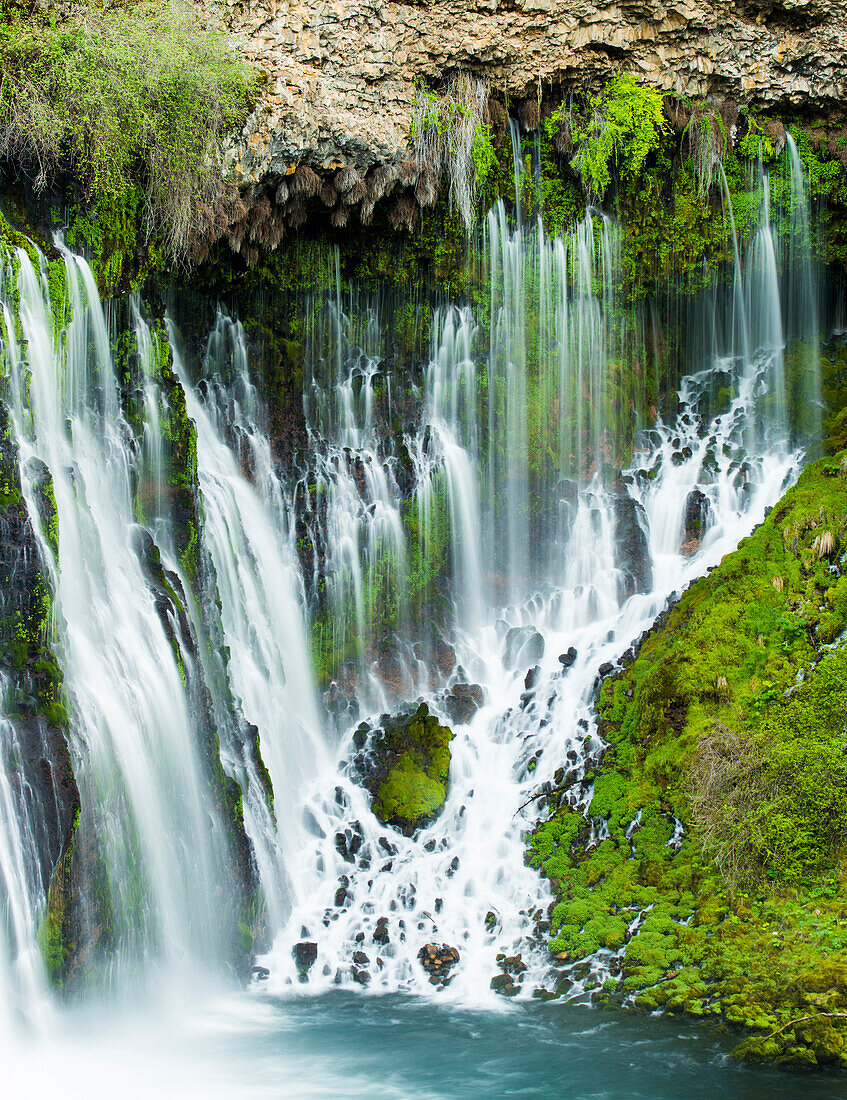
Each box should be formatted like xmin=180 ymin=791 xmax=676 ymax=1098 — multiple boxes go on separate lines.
xmin=330 ymin=204 xmax=349 ymax=228
xmin=663 ymin=97 xmax=691 ymax=135
xmin=247 ymin=195 xmax=273 ymax=242
xmin=688 ymin=108 xmax=726 ymax=200
xmin=764 ymin=118 xmax=786 ymax=157
xmin=275 ymin=178 xmax=290 ymax=205
xmin=367 ymin=163 xmax=399 ymax=201
xmin=485 ymin=98 xmax=509 ymax=146
xmin=334 ymin=166 xmax=361 ymax=194
xmin=414 ymin=163 xmax=439 ymax=208
xmin=410 ymin=71 xmax=489 ymax=231
xmin=519 ymin=97 xmax=540 ymax=133
xmin=553 ymin=114 xmax=571 ymax=155
xmin=397 ymin=158 xmax=419 ymax=187
xmin=290 ymin=164 xmax=321 ymax=197
xmin=359 ymin=199 xmax=375 ymax=226
xmin=320 ymin=183 xmax=338 ymax=207
xmin=341 ymin=178 xmax=368 ymax=206
xmin=285 ymin=196 xmax=308 ymax=227
xmin=388 ymin=192 xmax=417 ymax=232
xmin=719 ymin=99 xmax=739 ymax=144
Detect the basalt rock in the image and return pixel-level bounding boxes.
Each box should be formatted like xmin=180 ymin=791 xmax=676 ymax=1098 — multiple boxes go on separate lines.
xmin=613 ymin=492 xmax=653 ymax=599
xmin=217 ymin=0 xmax=847 ymax=190
xmin=353 ymin=702 xmax=454 ymax=835
xmin=440 ymin=681 xmax=484 ymax=725
xmin=418 ymin=942 xmax=459 ymax=984
xmin=681 ymin=488 xmax=711 ymax=555
xmin=293 ymin=940 xmax=318 ymax=978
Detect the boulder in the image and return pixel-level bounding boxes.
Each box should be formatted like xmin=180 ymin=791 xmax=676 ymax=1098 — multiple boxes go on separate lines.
xmin=292 ymin=941 xmax=317 ymax=978
xmin=681 ymin=489 xmax=710 ymax=555
xmin=354 ymin=702 xmax=454 ymax=835
xmin=441 ymin=682 xmax=484 ymax=725
xmin=613 ymin=492 xmax=653 ymax=598
xmin=418 ymin=942 xmax=460 ymax=985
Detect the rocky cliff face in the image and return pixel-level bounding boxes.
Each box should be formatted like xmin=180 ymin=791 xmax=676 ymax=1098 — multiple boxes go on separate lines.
xmin=219 ymin=0 xmax=847 ymax=185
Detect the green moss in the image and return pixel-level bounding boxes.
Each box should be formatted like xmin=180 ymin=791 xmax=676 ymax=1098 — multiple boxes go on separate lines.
xmin=531 ymin=450 xmax=847 ymax=1067
xmin=366 ymin=703 xmax=454 ymax=832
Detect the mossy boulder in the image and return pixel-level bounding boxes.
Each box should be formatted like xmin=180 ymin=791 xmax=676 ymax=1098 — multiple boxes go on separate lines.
xmin=354 ymin=702 xmax=454 ymax=834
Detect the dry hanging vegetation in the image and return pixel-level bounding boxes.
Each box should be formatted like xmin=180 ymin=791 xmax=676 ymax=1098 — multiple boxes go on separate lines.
xmin=0 ymin=0 xmax=256 ymax=261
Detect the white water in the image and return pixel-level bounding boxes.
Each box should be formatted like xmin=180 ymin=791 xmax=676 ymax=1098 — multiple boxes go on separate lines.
xmin=255 ymin=153 xmax=813 ymax=1000
xmin=0 ymin=137 xmax=824 ymax=1087
xmin=2 ymin=245 xmax=233 ymax=990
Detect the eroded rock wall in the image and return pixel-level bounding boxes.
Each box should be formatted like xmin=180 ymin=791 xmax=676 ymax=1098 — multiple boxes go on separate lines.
xmin=218 ymin=0 xmax=847 ymax=184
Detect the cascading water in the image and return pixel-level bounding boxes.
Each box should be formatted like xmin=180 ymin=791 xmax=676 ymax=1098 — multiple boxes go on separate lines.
xmin=0 ymin=114 xmax=831 ymax=1098
xmin=256 ymin=143 xmax=819 ymax=1002
xmin=2 ymin=244 xmax=235 ymax=991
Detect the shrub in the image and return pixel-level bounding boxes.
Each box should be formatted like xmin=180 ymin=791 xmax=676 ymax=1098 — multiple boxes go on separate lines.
xmin=571 ymin=73 xmax=667 ymax=203
xmin=0 ymin=0 xmax=256 ymax=260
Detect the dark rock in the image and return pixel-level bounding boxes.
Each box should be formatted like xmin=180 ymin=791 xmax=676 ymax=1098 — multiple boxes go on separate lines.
xmin=681 ymin=488 xmax=710 ymax=555
xmin=524 ymin=665 xmax=541 ymax=690
xmin=292 ymin=941 xmax=318 ymax=977
xmin=613 ymin=492 xmax=653 ymax=598
xmin=558 ymin=647 xmax=578 ymax=668
xmin=352 ymin=967 xmax=371 ymax=985
xmin=374 ymin=917 xmax=390 ymax=944
xmin=441 ymin=682 xmax=485 ymax=725
xmin=252 ymin=965 xmax=270 ymax=980
xmin=490 ymin=973 xmax=519 ymax=996
xmin=353 ymin=950 xmax=370 ymax=965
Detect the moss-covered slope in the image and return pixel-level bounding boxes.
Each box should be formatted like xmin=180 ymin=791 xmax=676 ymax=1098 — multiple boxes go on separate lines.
xmin=531 ymin=451 xmax=847 ymax=1069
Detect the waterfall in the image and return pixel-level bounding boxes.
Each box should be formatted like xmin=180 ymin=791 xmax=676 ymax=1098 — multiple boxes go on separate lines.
xmin=2 ymin=245 xmax=235 ymax=990
xmin=0 ymin=123 xmax=827 ymax=1039
xmin=254 ymin=140 xmax=820 ymax=999
xmin=169 ymin=313 xmax=328 ymax=931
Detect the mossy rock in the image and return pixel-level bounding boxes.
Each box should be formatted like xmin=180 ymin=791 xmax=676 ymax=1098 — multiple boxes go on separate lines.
xmin=356 ymin=702 xmax=454 ymax=834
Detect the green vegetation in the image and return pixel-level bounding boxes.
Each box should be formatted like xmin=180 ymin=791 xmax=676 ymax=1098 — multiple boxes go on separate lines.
xmin=570 ymin=74 xmax=667 ymax=203
xmin=530 ymin=451 xmax=847 ymax=1068
xmin=360 ymin=703 xmax=454 ymax=833
xmin=0 ymin=0 xmax=255 ymax=267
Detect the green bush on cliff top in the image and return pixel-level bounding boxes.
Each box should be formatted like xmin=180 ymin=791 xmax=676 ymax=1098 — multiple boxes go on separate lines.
xmin=0 ymin=0 xmax=255 ymax=258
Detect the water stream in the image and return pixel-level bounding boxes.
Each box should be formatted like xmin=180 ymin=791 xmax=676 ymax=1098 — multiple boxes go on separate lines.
xmin=0 ymin=141 xmax=833 ymax=1093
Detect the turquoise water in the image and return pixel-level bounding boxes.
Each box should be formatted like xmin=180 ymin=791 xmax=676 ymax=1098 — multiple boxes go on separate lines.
xmin=16 ymin=992 xmax=842 ymax=1099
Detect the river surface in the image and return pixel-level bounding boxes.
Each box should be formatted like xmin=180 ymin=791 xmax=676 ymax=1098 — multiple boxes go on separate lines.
xmin=7 ymin=990 xmax=845 ymax=1099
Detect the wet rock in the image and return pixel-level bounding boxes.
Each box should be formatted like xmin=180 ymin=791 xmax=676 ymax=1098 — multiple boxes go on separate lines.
xmin=613 ymin=492 xmax=653 ymax=598
xmin=558 ymin=647 xmax=578 ymax=669
xmin=681 ymin=488 xmax=710 ymax=555
xmin=373 ymin=916 xmax=390 ymax=944
xmin=441 ymin=681 xmax=485 ymax=725
xmin=490 ymin=973 xmax=519 ymax=996
xmin=418 ymin=942 xmax=460 ymax=984
xmin=353 ymin=950 xmax=370 ymax=965
xmin=504 ymin=627 xmax=545 ymax=669
xmin=292 ymin=941 xmax=318 ymax=978
xmin=354 ymin=702 xmax=455 ymax=835
xmin=252 ymin=965 xmax=270 ymax=980
xmin=352 ymin=967 xmax=371 ymax=985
